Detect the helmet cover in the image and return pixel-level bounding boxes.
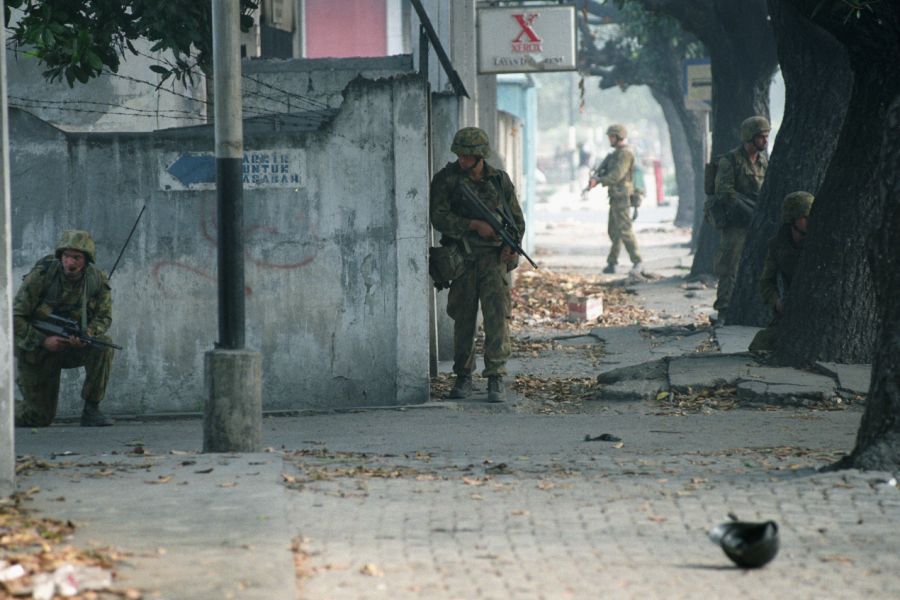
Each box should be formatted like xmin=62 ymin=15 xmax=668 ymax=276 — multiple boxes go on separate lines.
xmin=55 ymin=230 xmax=96 ymax=264
xmin=450 ymin=127 xmax=491 ymax=159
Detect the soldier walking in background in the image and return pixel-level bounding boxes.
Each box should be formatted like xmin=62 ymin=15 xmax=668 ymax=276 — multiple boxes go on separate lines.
xmin=430 ymin=128 xmax=525 ymax=403
xmin=749 ymin=192 xmax=813 ymax=353
xmin=588 ymin=124 xmax=643 ymax=275
xmin=710 ymin=116 xmax=770 ymax=322
xmin=13 ymin=230 xmax=117 ymax=427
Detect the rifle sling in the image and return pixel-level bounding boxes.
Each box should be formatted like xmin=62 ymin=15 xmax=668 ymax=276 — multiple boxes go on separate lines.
xmin=488 ymin=175 xmax=520 ymax=243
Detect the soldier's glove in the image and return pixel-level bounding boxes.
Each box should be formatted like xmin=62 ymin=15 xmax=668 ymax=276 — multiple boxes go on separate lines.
xmin=632 ymin=207 xmax=639 ymax=221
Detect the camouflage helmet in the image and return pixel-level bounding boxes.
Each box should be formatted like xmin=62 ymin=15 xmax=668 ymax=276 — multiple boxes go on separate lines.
xmin=55 ymin=230 xmax=96 ymax=264
xmin=607 ymin=124 xmax=627 ymax=139
xmin=741 ymin=116 xmax=771 ymax=142
xmin=781 ymin=191 xmax=814 ymax=224
xmin=450 ymin=127 xmax=491 ymax=159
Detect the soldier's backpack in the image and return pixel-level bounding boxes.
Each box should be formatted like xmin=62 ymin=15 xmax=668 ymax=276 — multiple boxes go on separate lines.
xmin=703 ymin=152 xmax=740 ymax=229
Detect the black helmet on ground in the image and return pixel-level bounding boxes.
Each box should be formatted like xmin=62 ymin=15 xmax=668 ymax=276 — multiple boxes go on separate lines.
xmin=709 ymin=518 xmax=779 ymax=568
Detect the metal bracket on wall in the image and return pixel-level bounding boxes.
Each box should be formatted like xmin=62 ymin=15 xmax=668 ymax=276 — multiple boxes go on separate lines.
xmin=410 ymin=0 xmax=470 ymax=98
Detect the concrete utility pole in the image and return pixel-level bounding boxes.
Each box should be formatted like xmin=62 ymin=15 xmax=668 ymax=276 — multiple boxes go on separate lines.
xmin=1 ymin=10 xmax=15 ymax=497
xmin=204 ymin=0 xmax=262 ymax=453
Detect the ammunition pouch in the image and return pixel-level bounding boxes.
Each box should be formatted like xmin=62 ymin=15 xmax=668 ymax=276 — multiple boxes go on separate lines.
xmin=429 ymin=244 xmax=466 ymax=291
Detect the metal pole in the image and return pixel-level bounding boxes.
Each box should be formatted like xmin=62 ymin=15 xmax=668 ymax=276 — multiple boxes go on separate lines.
xmin=419 ymin=24 xmax=430 ymax=82
xmin=213 ymin=0 xmax=245 ymax=349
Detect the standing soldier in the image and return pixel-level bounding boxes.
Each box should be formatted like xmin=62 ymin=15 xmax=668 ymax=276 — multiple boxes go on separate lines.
xmin=712 ymin=116 xmax=770 ymax=322
xmin=749 ymin=192 xmax=813 ymax=352
xmin=14 ymin=230 xmax=116 ymax=427
xmin=588 ymin=124 xmax=643 ymax=274
xmin=431 ymin=127 xmax=525 ymax=403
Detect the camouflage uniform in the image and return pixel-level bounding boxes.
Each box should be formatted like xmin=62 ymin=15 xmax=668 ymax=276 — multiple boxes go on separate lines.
xmin=13 ymin=231 xmax=115 ymax=427
xmin=594 ymin=144 xmax=642 ymax=267
xmin=431 ymin=154 xmax=525 ymax=379
xmin=749 ymin=192 xmax=812 ymax=352
xmin=712 ymin=145 xmax=767 ymax=314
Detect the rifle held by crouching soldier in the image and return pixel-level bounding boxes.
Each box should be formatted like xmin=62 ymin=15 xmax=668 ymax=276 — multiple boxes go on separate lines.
xmin=33 ymin=314 xmax=123 ymax=350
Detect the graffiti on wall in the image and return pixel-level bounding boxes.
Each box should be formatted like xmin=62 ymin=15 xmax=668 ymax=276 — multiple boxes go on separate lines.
xmin=152 ymin=193 xmax=318 ymax=297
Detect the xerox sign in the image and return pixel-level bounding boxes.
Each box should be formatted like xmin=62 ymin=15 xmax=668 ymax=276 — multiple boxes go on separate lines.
xmin=478 ymin=5 xmax=577 ymax=74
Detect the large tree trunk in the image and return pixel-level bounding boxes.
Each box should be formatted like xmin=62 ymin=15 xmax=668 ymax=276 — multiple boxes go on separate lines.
xmin=776 ymin=0 xmax=900 ymax=471
xmin=772 ymin=1 xmax=900 ymax=366
xmin=634 ymin=0 xmax=779 ymax=274
xmin=832 ymin=95 xmax=900 ymax=471
xmin=726 ymin=0 xmax=851 ymax=326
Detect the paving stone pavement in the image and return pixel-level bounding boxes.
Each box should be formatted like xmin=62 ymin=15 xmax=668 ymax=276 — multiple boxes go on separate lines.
xmin=280 ymin=410 xmax=899 ymax=600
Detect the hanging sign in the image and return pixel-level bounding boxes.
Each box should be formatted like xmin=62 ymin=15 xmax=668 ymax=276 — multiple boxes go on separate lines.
xmin=478 ymin=5 xmax=577 ymax=74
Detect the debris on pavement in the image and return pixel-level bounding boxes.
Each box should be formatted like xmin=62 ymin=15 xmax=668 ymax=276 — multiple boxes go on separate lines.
xmin=1 ymin=484 xmax=139 ymax=599
xmin=584 ymin=433 xmax=622 ymax=442
xmin=511 ymin=268 xmax=658 ymax=329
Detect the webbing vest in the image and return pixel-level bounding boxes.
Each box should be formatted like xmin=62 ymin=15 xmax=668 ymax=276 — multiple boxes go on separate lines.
xmin=30 ymin=256 xmax=101 ymax=331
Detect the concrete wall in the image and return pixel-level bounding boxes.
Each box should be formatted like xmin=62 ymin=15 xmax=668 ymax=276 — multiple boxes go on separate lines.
xmin=1 ymin=25 xmax=14 ymax=496
xmin=9 ymin=75 xmax=432 ymax=417
xmin=6 ymin=34 xmax=207 ymax=133
xmin=241 ymin=55 xmax=414 ymax=116
xmin=430 ymin=93 xmax=459 ymax=362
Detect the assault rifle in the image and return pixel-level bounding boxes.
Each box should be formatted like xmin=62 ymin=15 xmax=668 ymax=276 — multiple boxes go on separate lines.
xmin=32 ymin=314 xmax=122 ymax=350
xmin=458 ymin=183 xmax=538 ymax=269
xmin=582 ymin=167 xmax=607 ymax=195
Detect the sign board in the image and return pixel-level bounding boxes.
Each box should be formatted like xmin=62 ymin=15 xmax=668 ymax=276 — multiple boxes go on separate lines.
xmin=159 ymin=150 xmax=307 ymax=191
xmin=684 ymin=58 xmax=712 ymax=111
xmin=478 ymin=5 xmax=577 ymax=74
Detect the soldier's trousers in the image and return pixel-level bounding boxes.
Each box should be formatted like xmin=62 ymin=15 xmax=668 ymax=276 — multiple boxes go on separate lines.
xmin=15 ymin=338 xmax=115 ymax=427
xmin=607 ymin=199 xmax=642 ymax=266
xmin=446 ymin=249 xmax=511 ymax=378
xmin=713 ymin=225 xmax=747 ymax=314
xmin=749 ymin=312 xmax=782 ymax=353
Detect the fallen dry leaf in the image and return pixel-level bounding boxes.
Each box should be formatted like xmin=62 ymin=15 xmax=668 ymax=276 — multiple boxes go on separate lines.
xmin=144 ymin=476 xmax=172 ymax=484
xmin=360 ymin=563 xmax=384 ymax=577
xmin=821 ymin=555 xmax=854 ymax=565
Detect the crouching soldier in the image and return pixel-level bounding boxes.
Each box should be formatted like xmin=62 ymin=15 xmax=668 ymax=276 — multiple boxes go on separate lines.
xmin=749 ymin=192 xmax=813 ymax=353
xmin=14 ymin=230 xmax=117 ymax=427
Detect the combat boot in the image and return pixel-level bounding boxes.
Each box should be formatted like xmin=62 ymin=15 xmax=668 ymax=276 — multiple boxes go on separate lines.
xmin=81 ymin=402 xmax=113 ymax=427
xmin=448 ymin=375 xmax=472 ymax=399
xmin=603 ymin=264 xmax=616 ymax=274
xmin=487 ymin=376 xmax=505 ymax=403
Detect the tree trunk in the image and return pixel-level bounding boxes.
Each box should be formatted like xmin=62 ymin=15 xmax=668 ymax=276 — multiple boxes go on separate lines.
xmin=726 ymin=0 xmax=851 ymax=326
xmin=772 ymin=0 xmax=900 ymax=366
xmin=775 ymin=0 xmax=900 ymax=471
xmin=831 ymin=94 xmax=900 ymax=471
xmin=652 ymin=90 xmax=695 ymax=229
xmin=642 ymin=28 xmax=707 ymax=236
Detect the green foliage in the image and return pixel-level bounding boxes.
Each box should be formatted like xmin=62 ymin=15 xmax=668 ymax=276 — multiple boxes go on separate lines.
xmin=608 ymin=0 xmax=705 ymax=89
xmin=4 ymin=0 xmax=258 ymax=87
xmin=813 ymin=0 xmax=882 ymax=22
